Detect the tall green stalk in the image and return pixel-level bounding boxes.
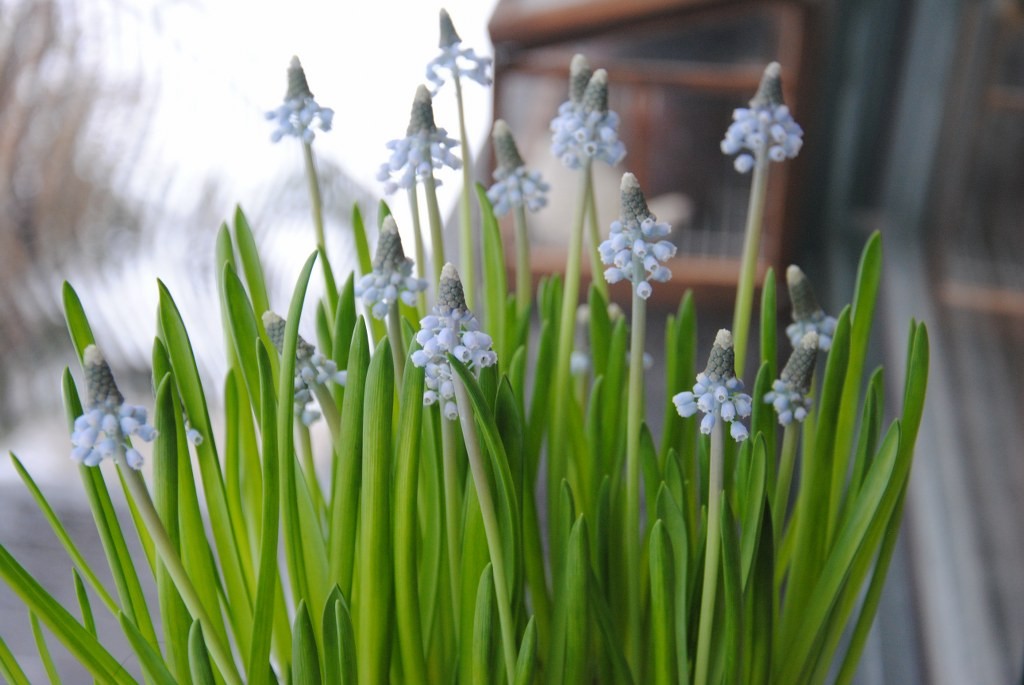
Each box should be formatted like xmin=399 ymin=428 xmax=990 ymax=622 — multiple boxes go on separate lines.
xmin=731 ymin=147 xmax=769 ymax=375
xmin=624 ymin=255 xmax=647 ymax=674
xmin=303 ymin=142 xmax=338 ymax=326
xmin=453 ymin=377 xmax=518 ymax=685
xmin=424 ymin=173 xmax=446 ymax=285
xmin=453 ymin=74 xmax=476 ymax=311
xmin=694 ymin=419 xmax=725 ymax=685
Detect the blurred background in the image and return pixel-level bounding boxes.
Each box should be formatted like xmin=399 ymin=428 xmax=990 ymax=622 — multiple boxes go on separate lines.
xmin=1 ymin=0 xmax=1022 ymax=682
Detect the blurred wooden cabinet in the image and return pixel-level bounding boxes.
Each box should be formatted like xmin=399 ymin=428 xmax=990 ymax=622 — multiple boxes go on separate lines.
xmin=488 ymin=0 xmax=817 ymax=304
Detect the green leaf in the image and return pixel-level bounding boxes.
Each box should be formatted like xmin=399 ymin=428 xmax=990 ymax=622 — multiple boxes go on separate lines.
xmin=120 ymin=612 xmax=177 ymax=685
xmin=188 ymin=621 xmax=218 ymax=685
xmin=7 ymin=453 xmax=117 ymax=615
xmin=393 ymin=353 xmax=427 ymax=683
xmin=328 ymin=320 xmax=370 ymax=596
xmin=248 ymin=343 xmax=283 ymax=685
xmin=512 ymin=617 xmax=537 ymax=685
xmin=158 ymin=280 xmax=255 ymax=639
xmin=152 ymin=375 xmax=193 ymax=682
xmin=739 ymin=434 xmax=767 ymax=588
xmin=743 ymin=503 xmax=773 ymax=685
xmin=649 ymin=520 xmax=676 ymax=685
xmin=561 ymin=516 xmax=591 ymax=685
xmin=292 ymin=601 xmax=322 ymax=685
xmin=660 ymin=291 xmax=696 ymax=465
xmin=29 ymin=612 xmax=60 ymax=684
xmin=322 ymin=590 xmax=358 ymax=685
xmin=719 ymin=497 xmax=744 ymax=685
xmin=0 ymin=633 xmax=31 ymax=685
xmin=357 ymin=338 xmax=395 ymax=685
xmin=233 ymin=206 xmax=271 ymax=319
xmin=477 ymin=184 xmax=509 ymax=365
xmin=222 ymin=264 xmax=264 ymax=418
xmin=0 ymin=544 xmax=135 ymax=684
xmin=61 ymin=282 xmax=95 ymax=359
xmin=774 ymin=423 xmax=902 ymax=683
xmin=353 ymin=203 xmax=374 ymax=276
xmin=655 ymin=484 xmax=690 ymax=684
xmin=759 ymin=267 xmax=777 ymax=376
xmin=471 ymin=564 xmax=497 ymax=685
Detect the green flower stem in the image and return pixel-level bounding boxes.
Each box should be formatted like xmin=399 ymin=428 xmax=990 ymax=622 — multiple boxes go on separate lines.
xmin=694 ymin=418 xmax=725 ymax=685
xmin=513 ymin=203 xmax=531 ymax=318
xmin=452 ymin=377 xmax=518 ymax=685
xmin=624 ymin=260 xmax=647 ymax=675
xmin=302 ymin=142 xmax=338 ymax=326
xmin=584 ymin=169 xmax=609 ymax=301
xmin=731 ymin=146 xmax=770 ymax=376
xmin=441 ymin=413 xmax=463 ymax=632
xmin=296 ymin=423 xmax=326 ymax=522
xmin=387 ymin=301 xmax=406 ymax=385
xmin=551 ymin=161 xmax=593 ymax=495
xmin=453 ymin=73 xmax=476 ymax=311
xmin=423 ymin=173 xmax=446 ymax=286
xmin=406 ymin=187 xmax=429 ymax=315
xmin=115 ymin=454 xmax=243 ymax=685
xmin=310 ymin=385 xmax=340 ymax=441
xmin=773 ymin=423 xmax=799 ymax=547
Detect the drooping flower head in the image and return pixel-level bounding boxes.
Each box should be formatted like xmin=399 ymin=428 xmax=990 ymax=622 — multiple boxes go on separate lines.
xmin=263 ymin=312 xmax=347 ymax=425
xmin=785 ymin=265 xmax=837 ymax=351
xmin=355 ymin=216 xmax=428 ymax=318
xmin=377 ymin=85 xmax=462 ymax=194
xmin=550 ymin=56 xmax=627 ymax=169
xmin=426 ymin=9 xmax=492 ymax=93
xmin=764 ymin=331 xmax=818 ymax=425
xmin=673 ymin=330 xmax=753 ymax=441
xmin=720 ymin=62 xmax=803 ymax=173
xmin=265 ymin=56 xmax=335 ymax=144
xmin=598 ymin=173 xmax=676 ymax=299
xmin=70 ymin=345 xmax=157 ymax=469
xmin=411 ymin=263 xmax=497 ymax=420
xmin=486 ymin=119 xmax=550 ymax=216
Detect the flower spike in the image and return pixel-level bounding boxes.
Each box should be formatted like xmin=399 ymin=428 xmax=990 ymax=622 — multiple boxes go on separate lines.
xmin=673 ymin=330 xmax=753 ymax=441
xmin=764 ymin=331 xmax=818 ymax=425
xmin=265 ymin=56 xmax=334 ymax=144
xmin=70 ymin=345 xmax=157 ymax=469
xmin=262 ymin=311 xmax=347 ymax=425
xmin=377 ymin=86 xmax=461 ymax=195
xmin=411 ymin=264 xmax=498 ymax=420
xmin=355 ymin=217 xmax=428 ymax=319
xmin=426 ymin=9 xmax=492 ymax=93
xmin=785 ymin=265 xmax=837 ymax=350
xmin=598 ymin=173 xmax=676 ymax=299
xmin=486 ymin=120 xmax=550 ymax=216
xmin=720 ymin=62 xmax=803 ymax=173
xmin=550 ymin=61 xmax=626 ymax=169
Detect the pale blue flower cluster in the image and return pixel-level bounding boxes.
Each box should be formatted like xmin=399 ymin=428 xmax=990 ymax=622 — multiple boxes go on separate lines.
xmin=266 ymin=57 xmax=334 ymax=144
xmin=378 ymin=86 xmax=461 ymax=195
xmin=550 ymin=57 xmax=626 ymax=169
xmin=70 ymin=345 xmax=156 ymax=469
xmin=355 ymin=216 xmax=428 ymax=318
xmin=785 ymin=265 xmax=837 ymax=351
xmin=263 ymin=312 xmax=347 ymax=426
xmin=426 ymin=9 xmax=492 ymax=93
xmin=411 ymin=264 xmax=497 ymax=420
xmin=673 ymin=330 xmax=752 ymax=441
xmin=487 ymin=119 xmax=549 ymax=216
xmin=598 ymin=173 xmax=676 ymax=299
xmin=765 ymin=331 xmax=819 ymax=426
xmin=720 ymin=62 xmax=802 ymax=173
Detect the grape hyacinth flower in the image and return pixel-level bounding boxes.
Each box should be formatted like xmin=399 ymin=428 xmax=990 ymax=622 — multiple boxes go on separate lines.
xmin=673 ymin=330 xmax=753 ymax=441
xmin=765 ymin=331 xmax=819 ymax=425
xmin=411 ymin=264 xmax=497 ymax=420
xmin=356 ymin=216 xmax=428 ymax=318
xmin=598 ymin=173 xmax=676 ymax=299
xmin=377 ymin=85 xmax=461 ymax=195
xmin=70 ymin=345 xmax=157 ymax=469
xmin=550 ymin=57 xmax=626 ymax=169
xmin=426 ymin=8 xmax=492 ymax=93
xmin=786 ymin=265 xmax=838 ymax=351
xmin=721 ymin=62 xmax=803 ymax=173
xmin=487 ymin=120 xmax=550 ymax=216
xmin=265 ymin=56 xmax=334 ymax=144
xmin=263 ymin=311 xmax=347 ymax=426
